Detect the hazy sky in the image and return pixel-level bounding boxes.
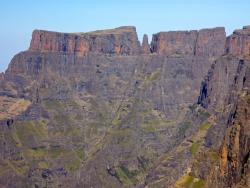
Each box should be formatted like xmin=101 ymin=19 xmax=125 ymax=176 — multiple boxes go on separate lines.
xmin=1 ymin=0 xmax=250 ymax=72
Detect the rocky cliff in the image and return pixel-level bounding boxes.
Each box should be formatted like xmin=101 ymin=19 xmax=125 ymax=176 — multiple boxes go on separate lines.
xmin=226 ymin=26 xmax=250 ymax=56
xmin=30 ymin=26 xmax=141 ymax=56
xmin=0 ymin=25 xmax=249 ymax=188
xmin=151 ymin=27 xmax=226 ymax=57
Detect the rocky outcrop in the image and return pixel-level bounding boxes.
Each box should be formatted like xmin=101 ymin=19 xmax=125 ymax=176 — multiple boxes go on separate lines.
xmin=197 ymin=57 xmax=245 ymax=110
xmin=226 ymin=26 xmax=250 ymax=56
xmin=141 ymin=34 xmax=151 ymax=54
xmin=151 ymin=30 xmax=198 ymax=56
xmin=30 ymin=30 xmax=90 ymax=55
xmin=151 ymin=27 xmax=226 ymax=57
xmin=30 ymin=26 xmax=141 ymax=56
xmin=195 ymin=27 xmax=226 ymax=56
xmin=195 ymin=56 xmax=250 ymax=188
xmin=218 ymin=91 xmax=250 ymax=188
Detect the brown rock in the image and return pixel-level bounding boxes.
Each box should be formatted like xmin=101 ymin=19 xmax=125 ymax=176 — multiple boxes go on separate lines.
xmin=29 ymin=26 xmax=141 ymax=56
xmin=29 ymin=30 xmax=90 ymax=55
xmin=151 ymin=30 xmax=198 ymax=55
xmin=195 ymin=27 xmax=226 ymax=56
xmin=151 ymin=27 xmax=226 ymax=57
xmin=226 ymin=26 xmax=250 ymax=56
xmin=141 ymin=34 xmax=151 ymax=54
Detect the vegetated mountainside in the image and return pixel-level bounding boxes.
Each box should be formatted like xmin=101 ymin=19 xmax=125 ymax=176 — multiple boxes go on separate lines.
xmin=0 ymin=25 xmax=249 ymax=188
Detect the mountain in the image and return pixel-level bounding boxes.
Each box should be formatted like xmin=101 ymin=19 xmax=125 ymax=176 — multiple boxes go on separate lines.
xmin=0 ymin=25 xmax=249 ymax=188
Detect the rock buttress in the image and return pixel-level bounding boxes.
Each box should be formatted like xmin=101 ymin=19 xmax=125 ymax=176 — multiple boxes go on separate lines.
xmin=151 ymin=27 xmax=226 ymax=57
xmin=29 ymin=26 xmax=141 ymax=56
xmin=226 ymin=26 xmax=250 ymax=56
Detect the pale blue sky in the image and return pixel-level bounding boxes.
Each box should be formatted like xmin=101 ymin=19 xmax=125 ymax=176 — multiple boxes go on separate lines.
xmin=1 ymin=0 xmax=250 ymax=72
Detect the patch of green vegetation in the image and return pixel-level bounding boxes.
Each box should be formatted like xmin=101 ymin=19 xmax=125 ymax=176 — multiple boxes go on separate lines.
xmin=0 ymin=161 xmax=12 ymax=176
xmin=111 ymin=100 xmax=133 ymax=126
xmin=144 ymin=119 xmax=160 ymax=126
xmin=74 ymin=114 xmax=83 ymax=120
xmin=14 ymin=120 xmax=48 ymax=147
xmin=143 ymin=124 xmax=156 ymax=132
xmin=120 ymin=166 xmax=139 ymax=179
xmin=137 ymin=156 xmax=150 ymax=171
xmin=215 ymin=107 xmax=224 ymax=113
xmin=111 ymin=128 xmax=134 ymax=147
xmin=142 ymin=70 xmax=161 ymax=88
xmin=142 ymin=118 xmax=174 ymax=132
xmin=149 ymin=70 xmax=161 ymax=81
xmin=188 ymin=104 xmax=198 ymax=111
xmin=48 ymin=146 xmax=66 ymax=159
xmin=26 ymin=147 xmax=47 ymax=160
xmin=192 ymin=179 xmax=205 ymax=188
xmin=10 ymin=130 xmax=22 ymax=147
xmin=38 ymin=161 xmax=49 ymax=169
xmin=46 ymin=145 xmax=82 ymax=172
xmin=112 ymin=113 xmax=122 ymax=125
xmin=198 ymin=109 xmax=210 ymax=118
xmin=42 ymin=99 xmax=62 ymax=109
xmin=190 ymin=142 xmax=200 ymax=155
xmin=65 ymin=158 xmax=81 ymax=172
xmin=169 ymin=53 xmax=183 ymax=58
xmin=64 ymin=152 xmax=81 ymax=172
xmin=54 ymin=113 xmax=71 ymax=125
xmin=178 ymin=121 xmax=192 ymax=136
xmin=64 ymin=100 xmax=80 ymax=108
xmin=112 ymin=128 xmax=132 ymax=136
xmin=174 ymin=175 xmax=205 ymax=188
xmin=114 ymin=166 xmax=139 ymax=185
xmin=118 ymin=137 xmax=133 ymax=147
xmin=8 ymin=160 xmax=28 ymax=175
xmin=199 ymin=122 xmax=211 ymax=131
xmin=88 ymin=98 xmax=110 ymax=124
xmin=75 ymin=147 xmax=85 ymax=160
xmin=64 ymin=126 xmax=82 ymax=137
xmin=115 ymin=167 xmax=132 ymax=184
xmin=209 ymin=151 xmax=220 ymax=161
xmin=141 ymin=109 xmax=152 ymax=115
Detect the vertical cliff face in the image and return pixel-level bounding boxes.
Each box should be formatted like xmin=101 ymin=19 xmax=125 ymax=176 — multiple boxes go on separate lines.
xmin=30 ymin=30 xmax=90 ymax=55
xmin=151 ymin=27 xmax=226 ymax=57
xmin=195 ymin=27 xmax=226 ymax=56
xmin=30 ymin=26 xmax=141 ymax=56
xmin=195 ymin=28 xmax=250 ymax=188
xmin=195 ymin=56 xmax=250 ymax=188
xmin=151 ymin=30 xmax=198 ymax=55
xmin=219 ymin=87 xmax=250 ymax=188
xmin=226 ymin=26 xmax=250 ymax=56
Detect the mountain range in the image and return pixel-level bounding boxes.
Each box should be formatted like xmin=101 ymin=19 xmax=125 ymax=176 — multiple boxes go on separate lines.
xmin=0 ymin=25 xmax=249 ymax=188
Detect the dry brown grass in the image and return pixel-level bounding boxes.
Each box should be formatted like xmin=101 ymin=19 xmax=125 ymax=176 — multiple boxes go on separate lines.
xmin=0 ymin=96 xmax=31 ymax=120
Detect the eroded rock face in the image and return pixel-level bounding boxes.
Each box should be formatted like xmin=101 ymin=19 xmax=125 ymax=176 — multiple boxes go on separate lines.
xmin=151 ymin=27 xmax=226 ymax=57
xmin=195 ymin=57 xmax=250 ymax=188
xmin=151 ymin=30 xmax=198 ymax=56
xmin=30 ymin=26 xmax=141 ymax=56
xmin=195 ymin=27 xmax=226 ymax=56
xmin=226 ymin=26 xmax=250 ymax=56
